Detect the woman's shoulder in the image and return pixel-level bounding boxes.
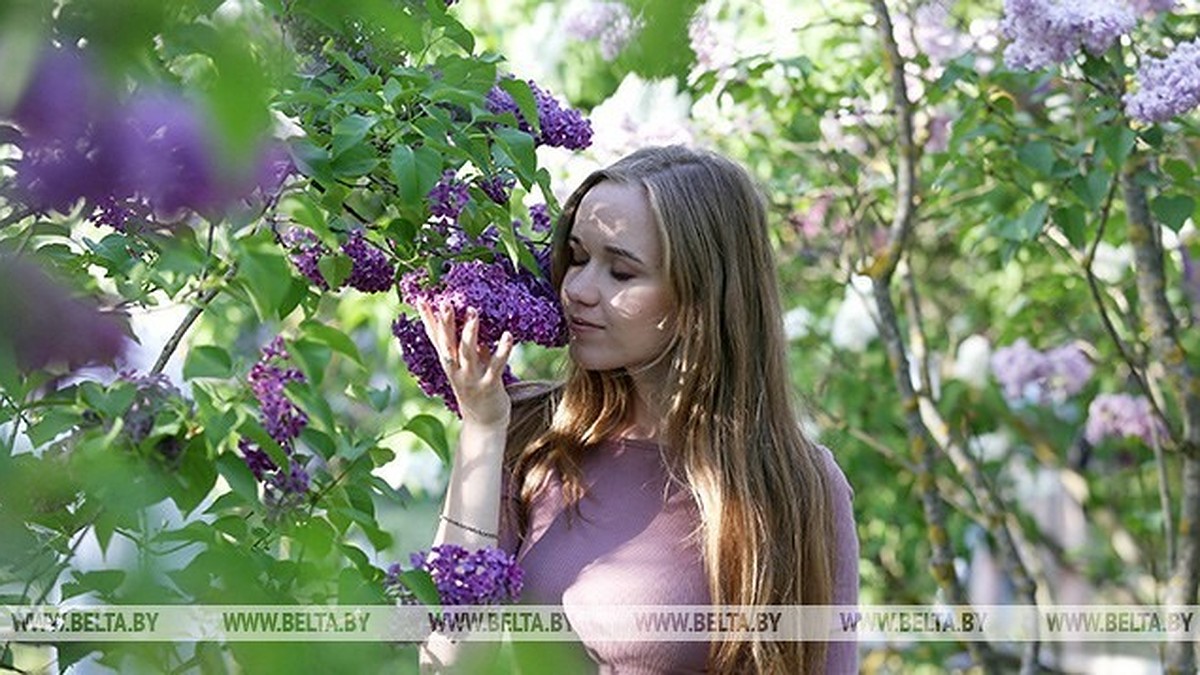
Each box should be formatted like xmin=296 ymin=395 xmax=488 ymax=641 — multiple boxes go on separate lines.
xmin=812 ymin=442 xmax=855 ymax=501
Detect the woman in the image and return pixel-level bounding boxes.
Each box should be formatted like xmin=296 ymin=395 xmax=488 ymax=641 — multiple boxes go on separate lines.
xmin=418 ymin=146 xmax=858 ymax=673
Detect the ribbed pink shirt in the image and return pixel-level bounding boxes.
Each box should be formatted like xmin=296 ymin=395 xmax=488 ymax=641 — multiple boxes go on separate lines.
xmin=500 ymin=438 xmax=859 ymax=674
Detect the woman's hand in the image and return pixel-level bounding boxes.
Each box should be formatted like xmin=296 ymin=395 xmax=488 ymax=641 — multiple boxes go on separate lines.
xmin=416 ymin=300 xmax=515 ymax=428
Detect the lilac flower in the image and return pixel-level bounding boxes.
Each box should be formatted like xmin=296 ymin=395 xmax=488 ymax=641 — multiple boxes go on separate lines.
xmin=119 ymin=94 xmax=220 ymax=215
xmin=283 ymin=228 xmax=331 ymax=290
xmin=563 ymin=0 xmax=641 ymax=61
xmin=343 ymin=230 xmax=395 ymax=293
xmin=1085 ymin=393 xmax=1168 ymax=446
xmin=529 ymin=203 xmax=552 ymax=233
xmin=0 ymin=256 xmax=127 ymax=372
xmin=395 ymin=254 xmax=565 ymax=415
xmin=120 ymin=371 xmax=182 ymax=445
xmin=11 ymin=48 xmax=105 ymax=146
xmin=990 ymin=338 xmax=1094 ymax=405
xmin=1123 ymin=40 xmax=1200 ymax=123
xmin=1128 ymin=0 xmax=1175 ymax=14
xmin=248 ymin=336 xmax=308 ymax=448
xmin=239 ymin=437 xmax=276 ymax=480
xmin=428 ymin=170 xmax=471 ymax=222
xmin=407 ymin=544 xmax=524 ymax=605
xmin=486 ymin=79 xmax=593 ymax=150
xmin=1000 ymin=0 xmax=1135 ymax=71
xmin=478 ymin=173 xmax=515 ymax=205
xmin=255 ymin=143 xmax=295 ymax=196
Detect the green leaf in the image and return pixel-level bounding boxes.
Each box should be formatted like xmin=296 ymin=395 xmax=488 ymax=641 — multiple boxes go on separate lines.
xmin=27 ymin=409 xmax=81 ymax=447
xmin=497 ymin=78 xmax=540 ymax=137
xmin=301 ymin=322 xmax=363 ymax=366
xmin=1053 ymin=206 xmax=1088 ymax=248
xmin=1016 ymin=141 xmax=1054 ymax=177
xmin=389 ymin=144 xmax=443 ymax=204
xmin=493 ymin=127 xmax=537 ymax=188
xmin=238 ymin=243 xmax=292 ymax=321
xmin=1151 ymin=194 xmax=1195 ymax=232
xmin=317 ymin=254 xmax=353 ymax=289
xmin=399 ymin=569 xmax=441 ymax=607
xmin=332 ymin=114 xmax=376 ymax=158
xmin=331 ymin=143 xmax=380 ymax=178
xmin=1097 ymin=125 xmax=1136 ymax=166
xmin=216 ymin=452 xmax=259 ymax=503
xmin=183 ymin=345 xmax=234 ymax=379
xmin=404 ymin=415 xmax=450 ymax=465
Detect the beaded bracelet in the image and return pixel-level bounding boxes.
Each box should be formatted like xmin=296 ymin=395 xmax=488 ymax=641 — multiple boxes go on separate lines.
xmin=439 ymin=514 xmax=498 ymax=540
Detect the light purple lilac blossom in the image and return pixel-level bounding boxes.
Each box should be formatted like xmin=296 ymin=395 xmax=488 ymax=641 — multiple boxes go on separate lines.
xmin=1127 ymin=0 xmax=1176 ymax=14
xmin=486 ymin=79 xmax=593 ymax=151
xmin=399 ymin=544 xmax=524 ymax=606
xmin=1000 ymin=0 xmax=1136 ymax=71
xmin=342 ymin=230 xmax=395 ymax=293
xmin=1085 ymin=393 xmax=1168 ymax=446
xmin=1182 ymin=244 xmax=1200 ymax=321
xmin=990 ymin=338 xmax=1094 ymax=405
xmin=563 ymin=0 xmax=640 ymax=61
xmin=1123 ymin=39 xmax=1200 ymax=123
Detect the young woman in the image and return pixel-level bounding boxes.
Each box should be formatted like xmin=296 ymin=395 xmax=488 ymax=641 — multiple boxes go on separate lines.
xmin=418 ymin=146 xmax=858 ymax=673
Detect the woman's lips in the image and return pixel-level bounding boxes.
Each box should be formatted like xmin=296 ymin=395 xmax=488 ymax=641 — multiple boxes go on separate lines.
xmin=569 ymin=316 xmax=603 ymax=331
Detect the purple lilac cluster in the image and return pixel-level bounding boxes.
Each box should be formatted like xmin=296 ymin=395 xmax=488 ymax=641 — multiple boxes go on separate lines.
xmin=393 ymin=251 xmax=565 ymax=415
xmin=1123 ymin=39 xmax=1200 ymax=123
xmin=529 ymin=203 xmax=552 ymax=233
xmin=8 ymin=48 xmax=292 ymax=226
xmin=990 ymin=338 xmax=1094 ymax=405
xmin=282 ymin=228 xmax=395 ymax=294
xmin=485 ymin=79 xmax=593 ymax=151
xmin=283 ymin=228 xmax=331 ymax=289
xmin=429 ymin=171 xmax=472 ymax=221
xmin=239 ymin=337 xmax=311 ymax=505
xmin=343 ymin=230 xmax=395 ymax=292
xmin=1085 ymin=393 xmax=1168 ymax=446
xmin=0 ymin=255 xmax=127 ymax=372
xmin=478 ymin=173 xmax=516 ymax=205
xmin=401 ymin=544 xmax=524 ymax=606
xmin=120 ymin=371 xmax=182 ymax=446
xmin=1128 ymin=0 xmax=1176 ymax=14
xmin=563 ymin=0 xmax=640 ymax=61
xmin=1000 ymin=0 xmax=1135 ymax=71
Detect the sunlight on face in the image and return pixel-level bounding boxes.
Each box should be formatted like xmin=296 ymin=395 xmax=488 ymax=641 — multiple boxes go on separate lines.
xmin=561 ymin=181 xmax=675 ymax=372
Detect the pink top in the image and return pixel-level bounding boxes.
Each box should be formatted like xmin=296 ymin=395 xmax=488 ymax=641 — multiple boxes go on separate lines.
xmin=500 ymin=438 xmax=859 ymax=674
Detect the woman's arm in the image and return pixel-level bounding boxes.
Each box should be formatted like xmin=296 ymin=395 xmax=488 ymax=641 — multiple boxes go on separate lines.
xmin=414 ymin=301 xmax=515 ymax=673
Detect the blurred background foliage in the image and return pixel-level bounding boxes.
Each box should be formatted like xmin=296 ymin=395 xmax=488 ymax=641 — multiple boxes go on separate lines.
xmin=2 ymin=0 xmax=1200 ymax=672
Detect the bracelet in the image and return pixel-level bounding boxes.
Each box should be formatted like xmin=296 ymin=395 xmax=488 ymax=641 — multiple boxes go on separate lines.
xmin=439 ymin=514 xmax=498 ymax=540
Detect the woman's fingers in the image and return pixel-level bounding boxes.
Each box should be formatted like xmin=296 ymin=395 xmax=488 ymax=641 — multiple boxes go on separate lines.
xmin=485 ymin=331 xmax=514 ymax=381
xmin=460 ymin=307 xmax=479 ymax=370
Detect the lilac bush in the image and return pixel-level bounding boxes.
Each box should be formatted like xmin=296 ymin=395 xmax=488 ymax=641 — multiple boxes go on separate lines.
xmin=1000 ymin=0 xmax=1135 ymax=70
xmin=990 ymin=338 xmax=1094 ymax=405
xmin=563 ymin=0 xmax=640 ymax=61
xmin=1123 ymin=39 xmax=1200 ymax=123
xmin=1085 ymin=393 xmax=1168 ymax=446
xmin=486 ymin=79 xmax=594 ymax=150
xmin=239 ymin=337 xmax=312 ymax=508
xmin=343 ymin=230 xmax=395 ymax=293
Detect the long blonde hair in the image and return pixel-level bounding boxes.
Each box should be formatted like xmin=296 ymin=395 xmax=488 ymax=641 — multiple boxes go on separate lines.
xmin=506 ymin=146 xmax=835 ymax=673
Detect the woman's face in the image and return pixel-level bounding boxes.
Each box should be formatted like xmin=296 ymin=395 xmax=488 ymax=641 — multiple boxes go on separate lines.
xmin=561 ymin=181 xmax=675 ymax=372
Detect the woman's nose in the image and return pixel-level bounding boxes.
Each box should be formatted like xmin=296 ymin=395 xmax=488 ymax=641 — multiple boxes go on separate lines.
xmin=562 ymin=265 xmax=600 ymax=306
